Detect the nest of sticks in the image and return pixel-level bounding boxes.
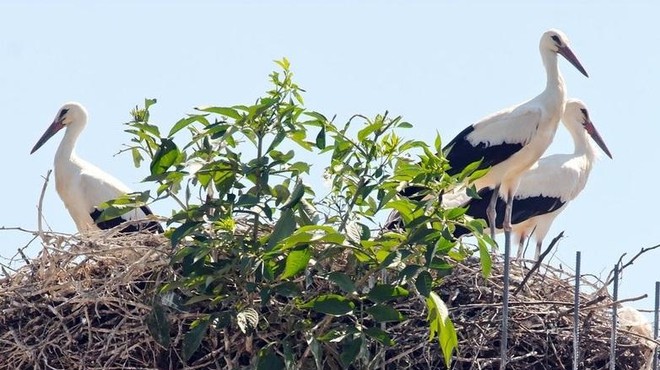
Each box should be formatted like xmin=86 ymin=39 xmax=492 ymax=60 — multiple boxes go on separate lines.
xmin=0 ymin=229 xmax=655 ymax=370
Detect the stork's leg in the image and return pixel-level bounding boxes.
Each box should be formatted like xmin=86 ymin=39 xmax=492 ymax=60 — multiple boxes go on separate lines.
xmin=535 ymin=241 xmax=543 ymax=261
xmin=486 ymin=184 xmax=501 ymax=249
xmin=499 ymin=192 xmax=514 ymax=370
xmin=516 ymin=233 xmax=527 ymax=260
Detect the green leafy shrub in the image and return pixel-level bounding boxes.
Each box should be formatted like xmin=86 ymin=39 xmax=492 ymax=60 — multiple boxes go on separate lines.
xmin=115 ymin=58 xmax=492 ymax=368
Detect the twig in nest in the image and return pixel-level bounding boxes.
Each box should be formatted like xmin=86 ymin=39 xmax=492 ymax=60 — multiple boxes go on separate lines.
xmin=37 ymin=169 xmax=52 ymax=243
xmin=599 ymin=243 xmax=660 ymax=294
xmin=558 ymin=294 xmax=648 ymax=318
xmin=513 ymin=231 xmax=564 ymax=296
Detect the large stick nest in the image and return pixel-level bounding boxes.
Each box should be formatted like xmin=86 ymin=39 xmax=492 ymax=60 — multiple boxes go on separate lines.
xmin=0 ymin=231 xmax=655 ymax=369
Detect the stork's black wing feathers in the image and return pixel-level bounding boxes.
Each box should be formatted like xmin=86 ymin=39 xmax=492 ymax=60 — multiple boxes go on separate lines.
xmin=453 ymin=188 xmax=565 ymax=239
xmin=443 ymin=125 xmax=525 ymax=176
xmin=91 ymin=206 xmax=164 ymax=233
xmin=455 ymin=187 xmax=565 ymax=233
xmin=397 ymin=125 xmax=525 ymax=204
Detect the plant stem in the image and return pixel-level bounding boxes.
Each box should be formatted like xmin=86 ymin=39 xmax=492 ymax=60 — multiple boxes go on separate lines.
xmin=338 ymin=178 xmax=365 ymax=233
xmin=252 ymin=133 xmax=264 ymax=244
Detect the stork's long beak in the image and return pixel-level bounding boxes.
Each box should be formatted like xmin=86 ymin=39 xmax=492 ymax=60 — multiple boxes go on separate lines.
xmin=30 ymin=118 xmax=65 ymax=154
xmin=585 ymin=118 xmax=613 ymax=159
xmin=558 ymin=45 xmax=589 ymax=78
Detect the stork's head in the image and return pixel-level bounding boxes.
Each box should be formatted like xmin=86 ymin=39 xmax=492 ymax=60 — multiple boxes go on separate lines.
xmin=564 ymin=99 xmax=613 ymax=159
xmin=30 ymin=102 xmax=88 ymax=154
xmin=540 ymin=29 xmax=589 ymax=78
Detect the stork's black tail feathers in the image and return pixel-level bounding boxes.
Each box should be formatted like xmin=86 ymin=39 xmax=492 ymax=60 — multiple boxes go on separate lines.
xmin=91 ymin=206 xmax=164 ymax=234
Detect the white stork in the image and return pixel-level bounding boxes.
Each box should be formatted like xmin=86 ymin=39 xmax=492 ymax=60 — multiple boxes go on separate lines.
xmin=391 ymin=30 xmax=589 ymax=232
xmin=454 ymin=99 xmax=612 ymax=259
xmin=30 ymin=102 xmax=162 ymax=234
xmin=441 ymin=29 xmax=588 ymax=244
xmin=416 ymin=29 xmax=588 ymax=369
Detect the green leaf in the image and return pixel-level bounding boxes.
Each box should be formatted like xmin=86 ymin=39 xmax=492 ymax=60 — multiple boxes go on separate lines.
xmin=466 ymin=184 xmax=481 ymax=199
xmin=196 ymin=106 xmax=242 ymax=120
xmin=301 ymin=294 xmax=354 ymax=316
xmin=267 ymin=208 xmax=296 ymax=250
xmin=415 ymin=270 xmax=433 ymax=297
xmin=279 ymin=245 xmax=311 ymax=280
xmin=457 ymin=159 xmax=483 ymax=180
xmin=150 ymin=138 xmax=180 ymax=176
xmin=367 ymin=284 xmax=409 ymax=304
xmin=357 ymin=122 xmax=381 ymax=141
xmin=305 ymin=111 xmax=327 ymax=122
xmin=182 ymin=317 xmax=211 ymax=362
xmin=132 ymin=122 xmax=161 ymax=137
xmin=267 ymin=130 xmax=287 ymax=154
xmin=257 ymin=348 xmax=285 ymax=370
xmin=426 ymin=292 xmax=457 ymax=368
xmin=445 ymin=207 xmax=467 ymax=220
xmin=272 ymin=184 xmax=290 ymax=206
xmin=95 ymin=205 xmax=130 ymax=222
xmin=327 ymin=272 xmax=357 ymax=294
xmin=366 ymin=304 xmax=404 ymax=322
xmin=469 ymin=168 xmax=490 ymax=182
xmin=283 ymin=341 xmax=295 ymax=370
xmin=398 ymin=264 xmax=422 ymax=283
xmin=145 ymin=301 xmax=170 ymax=348
xmin=478 ymin=238 xmax=492 ymax=278
xmin=131 ymin=147 xmax=143 ymax=168
xmin=434 ymin=133 xmax=442 ymax=153
xmin=307 ymin=334 xmax=323 ymax=370
xmin=272 ymin=281 xmax=302 ymax=298
xmin=168 ymin=115 xmax=208 ymax=137
xmin=364 ymin=327 xmax=395 ymax=346
xmin=275 ymin=57 xmax=290 ymax=70
xmin=298 ymin=198 xmax=320 ymax=226
xmin=280 ymin=179 xmax=305 ymax=210
xmin=144 ymin=98 xmax=157 ymax=109
xmin=340 ymin=336 xmax=363 ymax=368
xmin=315 ymin=124 xmax=326 ymax=149
xmin=171 ymin=221 xmax=202 ymax=247
xmin=235 ymin=193 xmax=260 ymax=208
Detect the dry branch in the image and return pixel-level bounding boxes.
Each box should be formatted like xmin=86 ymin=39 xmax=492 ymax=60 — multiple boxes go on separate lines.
xmin=0 ymin=230 xmax=654 ymax=369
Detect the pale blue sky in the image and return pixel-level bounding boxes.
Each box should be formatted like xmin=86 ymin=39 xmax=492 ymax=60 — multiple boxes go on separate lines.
xmin=1 ymin=2 xmax=658 ymax=313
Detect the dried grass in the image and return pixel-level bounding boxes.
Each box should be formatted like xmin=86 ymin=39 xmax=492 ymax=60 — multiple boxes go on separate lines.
xmin=0 ymin=229 xmax=655 ymax=369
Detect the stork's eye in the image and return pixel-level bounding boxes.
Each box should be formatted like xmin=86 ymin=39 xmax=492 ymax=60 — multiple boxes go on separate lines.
xmin=59 ymin=108 xmax=69 ymax=118
xmin=551 ymin=35 xmax=562 ymax=46
xmin=580 ymin=108 xmax=589 ymax=124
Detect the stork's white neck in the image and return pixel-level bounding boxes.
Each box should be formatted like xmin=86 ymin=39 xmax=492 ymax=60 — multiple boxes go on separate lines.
xmin=567 ymin=123 xmax=597 ymax=163
xmin=55 ymin=122 xmax=85 ymax=165
xmin=540 ymin=48 xmax=565 ymax=95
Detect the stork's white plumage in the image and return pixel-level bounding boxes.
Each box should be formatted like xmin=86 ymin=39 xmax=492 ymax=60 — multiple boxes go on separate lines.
xmin=442 ymin=29 xmax=588 ymax=238
xmin=436 ymin=29 xmax=588 ymax=370
xmin=30 ymin=102 xmax=162 ymax=234
xmin=455 ymin=99 xmax=612 ymax=259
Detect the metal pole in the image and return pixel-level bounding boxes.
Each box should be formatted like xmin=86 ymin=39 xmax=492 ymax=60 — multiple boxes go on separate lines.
xmin=610 ymin=264 xmax=619 ymax=370
xmin=500 ymin=230 xmax=512 ymax=370
xmin=653 ymin=281 xmax=659 ymax=370
xmin=573 ymin=251 xmax=581 ymax=370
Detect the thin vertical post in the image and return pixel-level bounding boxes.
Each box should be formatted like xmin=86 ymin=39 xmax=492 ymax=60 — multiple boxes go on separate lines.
xmin=610 ymin=264 xmax=619 ymax=370
xmin=573 ymin=251 xmax=581 ymax=370
xmin=653 ymin=281 xmax=659 ymax=370
xmin=500 ymin=231 xmax=512 ymax=370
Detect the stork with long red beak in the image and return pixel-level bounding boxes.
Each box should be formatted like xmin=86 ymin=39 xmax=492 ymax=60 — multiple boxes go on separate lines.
xmin=440 ymin=29 xmax=588 ymax=241
xmin=455 ymin=99 xmax=612 ymax=259
xmin=391 ymin=29 xmax=588 ymax=369
xmin=30 ymin=102 xmax=162 ymax=234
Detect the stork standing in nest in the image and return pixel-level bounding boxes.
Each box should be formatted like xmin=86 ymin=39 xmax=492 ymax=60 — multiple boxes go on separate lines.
xmin=30 ymin=102 xmax=162 ymax=234
xmin=454 ymin=99 xmax=612 ymax=260
xmin=391 ymin=29 xmax=589 ymax=369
